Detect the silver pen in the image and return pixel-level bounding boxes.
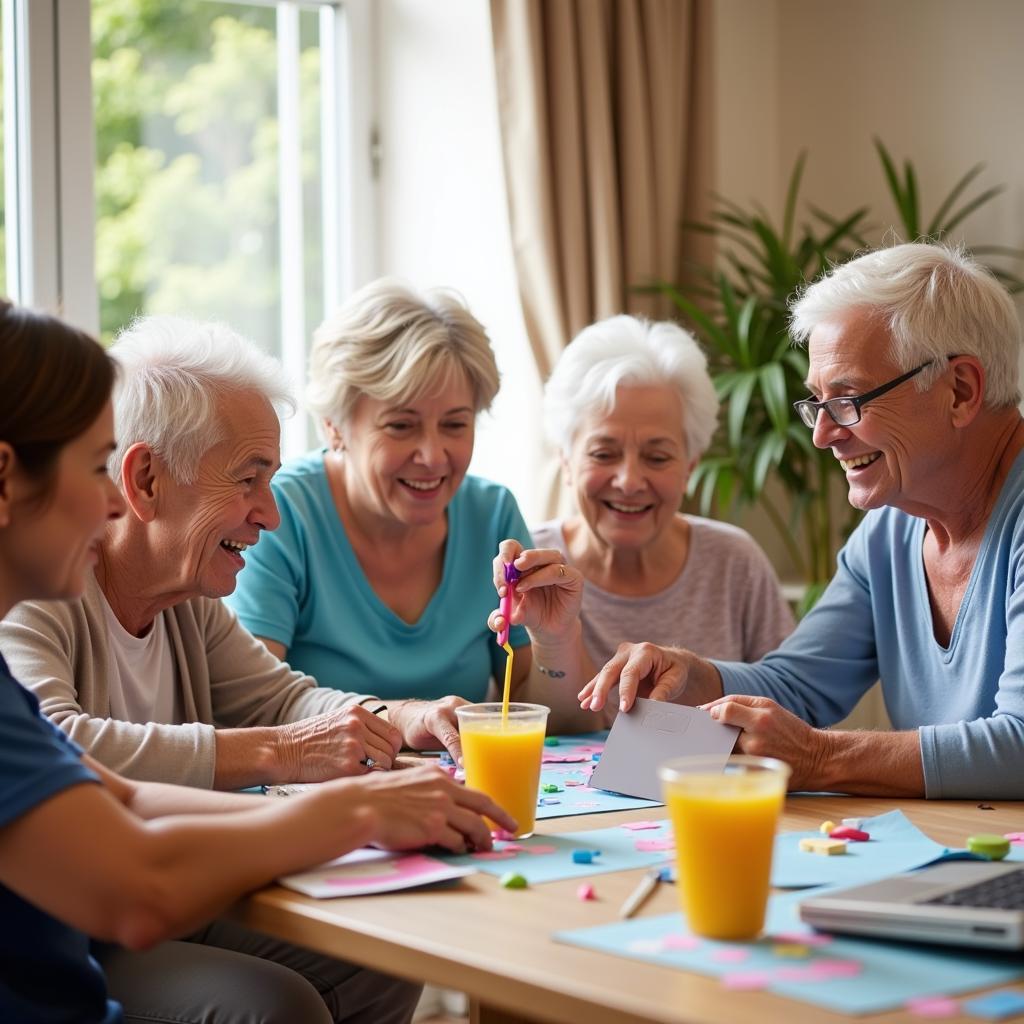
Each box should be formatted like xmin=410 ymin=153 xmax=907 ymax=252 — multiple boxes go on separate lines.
xmin=619 ymin=865 xmax=671 ymax=919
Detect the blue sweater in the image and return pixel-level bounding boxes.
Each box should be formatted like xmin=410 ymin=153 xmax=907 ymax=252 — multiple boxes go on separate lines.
xmin=227 ymin=453 xmax=531 ymax=701
xmin=717 ymin=451 xmax=1024 ymax=799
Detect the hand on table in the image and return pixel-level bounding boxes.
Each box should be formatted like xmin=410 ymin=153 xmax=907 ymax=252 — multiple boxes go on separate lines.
xmin=388 ymin=696 xmax=468 ymax=766
xmin=578 ymin=642 xmax=721 ymax=713
xmin=342 ymin=765 xmax=517 ymax=853
xmin=488 ymin=538 xmax=583 ymax=645
xmin=278 ymin=703 xmax=403 ymax=779
xmin=701 ymin=694 xmax=829 ymax=790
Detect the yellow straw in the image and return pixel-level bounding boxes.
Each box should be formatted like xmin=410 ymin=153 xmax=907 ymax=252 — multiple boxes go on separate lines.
xmin=501 ymin=642 xmax=514 ymax=725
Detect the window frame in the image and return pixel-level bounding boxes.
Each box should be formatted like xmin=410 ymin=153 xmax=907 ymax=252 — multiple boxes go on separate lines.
xmin=3 ymin=0 xmax=378 ymax=456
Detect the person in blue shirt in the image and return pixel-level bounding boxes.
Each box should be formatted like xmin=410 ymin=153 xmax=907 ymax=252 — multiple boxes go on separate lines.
xmin=227 ymin=280 xmax=533 ymax=755
xmin=0 ymin=302 xmax=514 ymax=1024
xmin=578 ymin=242 xmax=1024 ymax=799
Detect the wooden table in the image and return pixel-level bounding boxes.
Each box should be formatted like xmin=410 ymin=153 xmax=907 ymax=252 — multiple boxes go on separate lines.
xmin=232 ymin=796 xmax=1024 ymax=1024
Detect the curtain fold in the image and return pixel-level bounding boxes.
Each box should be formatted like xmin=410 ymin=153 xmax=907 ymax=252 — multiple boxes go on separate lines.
xmin=490 ymin=0 xmax=710 ymax=382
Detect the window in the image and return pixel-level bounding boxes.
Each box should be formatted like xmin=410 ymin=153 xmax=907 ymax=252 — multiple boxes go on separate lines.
xmin=4 ymin=0 xmax=376 ymax=457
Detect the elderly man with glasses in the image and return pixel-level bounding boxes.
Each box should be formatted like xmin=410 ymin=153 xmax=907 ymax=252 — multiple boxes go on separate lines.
xmin=578 ymin=242 xmax=1024 ymax=799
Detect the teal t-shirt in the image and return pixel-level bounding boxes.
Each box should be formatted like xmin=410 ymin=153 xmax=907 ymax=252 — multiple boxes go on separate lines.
xmin=226 ymin=451 xmax=531 ymax=700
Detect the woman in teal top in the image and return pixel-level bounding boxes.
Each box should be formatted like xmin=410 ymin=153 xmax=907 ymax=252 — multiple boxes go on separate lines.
xmin=228 ymin=280 xmax=532 ymax=715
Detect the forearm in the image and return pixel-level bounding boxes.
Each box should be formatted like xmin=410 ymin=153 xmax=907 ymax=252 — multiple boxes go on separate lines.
xmin=131 ymin=783 xmax=375 ymax=939
xmin=516 ymin=625 xmax=597 ymax=733
xmin=815 ymin=729 xmax=925 ymax=797
xmin=212 ymin=727 xmax=284 ymax=789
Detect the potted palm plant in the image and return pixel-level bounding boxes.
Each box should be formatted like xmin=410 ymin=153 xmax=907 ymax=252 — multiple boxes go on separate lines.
xmin=645 ymin=141 xmax=1023 ymax=612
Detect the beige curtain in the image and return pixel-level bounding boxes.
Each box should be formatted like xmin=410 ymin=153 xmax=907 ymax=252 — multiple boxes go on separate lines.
xmin=490 ymin=0 xmax=711 ymax=382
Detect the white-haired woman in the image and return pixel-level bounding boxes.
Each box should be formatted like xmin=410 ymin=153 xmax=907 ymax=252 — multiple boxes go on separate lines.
xmin=491 ymin=314 xmax=793 ymax=730
xmin=228 ymin=280 xmax=533 ymax=752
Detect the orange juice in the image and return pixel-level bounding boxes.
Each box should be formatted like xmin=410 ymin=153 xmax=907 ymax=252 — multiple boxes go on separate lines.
xmin=456 ymin=703 xmax=549 ymax=839
xmin=660 ymin=756 xmax=789 ymax=941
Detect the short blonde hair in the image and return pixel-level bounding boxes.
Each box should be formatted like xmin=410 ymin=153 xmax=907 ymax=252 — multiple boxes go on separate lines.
xmin=306 ymin=279 xmax=500 ymax=430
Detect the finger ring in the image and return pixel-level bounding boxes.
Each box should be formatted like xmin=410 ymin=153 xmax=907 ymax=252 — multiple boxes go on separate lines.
xmin=360 ymin=757 xmax=376 ymax=769
xmin=558 ymin=564 xmax=566 ymax=577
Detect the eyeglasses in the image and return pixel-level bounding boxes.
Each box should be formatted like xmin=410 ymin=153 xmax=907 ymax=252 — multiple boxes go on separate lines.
xmin=793 ymin=360 xmax=934 ymax=429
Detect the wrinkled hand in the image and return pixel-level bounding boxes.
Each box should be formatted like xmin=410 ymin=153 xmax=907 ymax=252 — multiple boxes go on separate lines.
xmin=388 ymin=696 xmax=468 ymax=765
xmin=349 ymin=765 xmax=518 ymax=852
xmin=279 ymin=704 xmax=403 ymax=781
xmin=488 ymin=539 xmax=583 ymax=645
xmin=578 ymin=642 xmax=720 ymax=713
xmin=701 ymin=694 xmax=830 ymax=791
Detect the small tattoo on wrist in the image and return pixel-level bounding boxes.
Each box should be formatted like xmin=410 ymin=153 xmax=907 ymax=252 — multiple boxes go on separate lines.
xmin=536 ymin=664 xmax=566 ymax=679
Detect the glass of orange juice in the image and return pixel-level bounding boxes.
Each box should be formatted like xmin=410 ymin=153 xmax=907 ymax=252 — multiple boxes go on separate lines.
xmin=659 ymin=754 xmax=790 ymax=941
xmin=456 ymin=702 xmax=549 ymax=839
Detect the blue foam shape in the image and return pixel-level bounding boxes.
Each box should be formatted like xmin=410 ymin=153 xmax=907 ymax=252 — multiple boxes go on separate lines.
xmin=554 ymin=889 xmax=1023 ymax=1014
xmin=962 ymin=990 xmax=1024 ymax=1020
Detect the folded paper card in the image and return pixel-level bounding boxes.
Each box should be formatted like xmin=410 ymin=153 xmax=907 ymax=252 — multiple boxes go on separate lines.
xmin=589 ymin=700 xmax=739 ymax=801
xmin=279 ymin=848 xmax=473 ymax=898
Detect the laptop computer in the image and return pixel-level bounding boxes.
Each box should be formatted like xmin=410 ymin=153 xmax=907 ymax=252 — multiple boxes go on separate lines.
xmin=799 ymin=860 xmax=1024 ymax=950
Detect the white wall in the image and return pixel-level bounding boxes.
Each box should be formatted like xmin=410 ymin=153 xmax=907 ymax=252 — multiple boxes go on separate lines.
xmin=374 ymin=0 xmax=548 ymax=524
xmin=373 ymin=0 xmax=1024 ymax=537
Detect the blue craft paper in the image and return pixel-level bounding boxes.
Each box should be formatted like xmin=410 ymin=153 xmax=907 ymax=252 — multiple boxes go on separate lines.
xmin=772 ymin=810 xmax=950 ymax=888
xmin=536 ymin=732 xmax=662 ymax=819
xmin=554 ymin=889 xmax=1023 ymax=1015
xmin=962 ymin=990 xmax=1024 ymax=1020
xmin=438 ymin=821 xmax=673 ymax=883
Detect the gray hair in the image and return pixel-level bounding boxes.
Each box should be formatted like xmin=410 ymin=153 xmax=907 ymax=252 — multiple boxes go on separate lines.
xmin=790 ymin=242 xmax=1022 ymax=408
xmin=306 ymin=278 xmax=500 ymax=431
xmin=109 ymin=315 xmax=294 ymax=486
xmin=543 ymin=315 xmax=719 ymax=460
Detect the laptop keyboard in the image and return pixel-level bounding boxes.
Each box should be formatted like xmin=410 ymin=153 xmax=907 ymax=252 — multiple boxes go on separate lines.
xmin=923 ymin=866 xmax=1024 ymax=910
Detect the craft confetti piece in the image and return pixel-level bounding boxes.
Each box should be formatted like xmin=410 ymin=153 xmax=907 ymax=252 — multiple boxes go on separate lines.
xmin=577 ymin=883 xmax=596 ymax=901
xmin=771 ymin=943 xmax=811 ymax=958
xmin=621 ymin=821 xmax=663 ymax=831
xmin=711 ymin=947 xmax=750 ymax=964
xmin=635 ymin=838 xmax=675 ymax=852
xmin=962 ymin=990 xmax=1024 ymax=1020
xmin=905 ymin=995 xmax=960 ymax=1018
xmin=720 ymin=971 xmax=772 ymax=991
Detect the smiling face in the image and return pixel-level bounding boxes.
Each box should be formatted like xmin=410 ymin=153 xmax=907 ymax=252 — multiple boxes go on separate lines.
xmin=0 ymin=400 xmax=125 ymax=604
xmin=564 ymin=385 xmax=691 ymax=552
xmin=154 ymin=389 xmax=281 ymax=599
xmin=337 ymin=372 xmax=476 ymax=530
xmin=806 ymin=309 xmax=950 ymax=512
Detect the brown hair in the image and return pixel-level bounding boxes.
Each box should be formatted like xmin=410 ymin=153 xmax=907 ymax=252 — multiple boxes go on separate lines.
xmin=0 ymin=301 xmax=115 ymax=499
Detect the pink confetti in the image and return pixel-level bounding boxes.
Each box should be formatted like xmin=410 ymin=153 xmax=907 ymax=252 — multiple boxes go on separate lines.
xmin=542 ymin=754 xmax=588 ymax=763
xmin=712 ymin=947 xmax=751 ymax=963
xmin=621 ymin=821 xmax=663 ymax=831
xmin=771 ymin=930 xmax=832 ymax=947
xmin=721 ymin=971 xmax=771 ymax=991
xmin=502 ymin=843 xmax=526 ymax=853
xmin=1005 ymin=832 xmax=1024 ymax=844
xmin=662 ymin=933 xmax=702 ymax=951
xmin=564 ymin=780 xmax=583 ymax=787
xmin=472 ymin=850 xmax=516 ymax=861
xmin=635 ymin=838 xmax=675 ymax=852
xmin=576 ymin=883 xmax=596 ymax=901
xmin=806 ymin=958 xmax=863 ymax=980
xmin=525 ymin=844 xmax=559 ymax=855
xmin=905 ymin=996 xmax=960 ymax=1018
xmin=774 ymin=966 xmax=819 ymax=982
xmin=491 ymin=829 xmax=516 ymax=841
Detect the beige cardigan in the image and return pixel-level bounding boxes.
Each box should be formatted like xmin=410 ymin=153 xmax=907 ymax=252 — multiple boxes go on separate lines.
xmin=0 ymin=573 xmax=370 ymax=787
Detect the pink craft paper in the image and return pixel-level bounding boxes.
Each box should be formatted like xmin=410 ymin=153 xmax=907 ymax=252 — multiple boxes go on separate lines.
xmin=720 ymin=971 xmax=772 ymax=990
xmin=635 ymin=838 xmax=675 ymax=852
xmin=905 ymin=996 xmax=960 ymax=1018
xmin=621 ymin=821 xmax=663 ymax=831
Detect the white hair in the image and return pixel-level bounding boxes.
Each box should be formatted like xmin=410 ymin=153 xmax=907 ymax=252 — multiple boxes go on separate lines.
xmin=543 ymin=315 xmax=719 ymax=460
xmin=307 ymin=278 xmax=500 ymax=433
xmin=109 ymin=315 xmax=294 ymax=485
xmin=790 ymin=242 xmax=1022 ymax=407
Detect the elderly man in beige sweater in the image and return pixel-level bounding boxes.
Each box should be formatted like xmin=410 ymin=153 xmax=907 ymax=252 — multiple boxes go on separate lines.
xmin=0 ymin=315 xmax=468 ymax=789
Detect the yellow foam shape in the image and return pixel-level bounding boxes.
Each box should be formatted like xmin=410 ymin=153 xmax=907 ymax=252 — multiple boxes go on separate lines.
xmin=799 ymin=837 xmax=847 ymax=856
xmin=819 ymin=820 xmax=837 ymax=835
